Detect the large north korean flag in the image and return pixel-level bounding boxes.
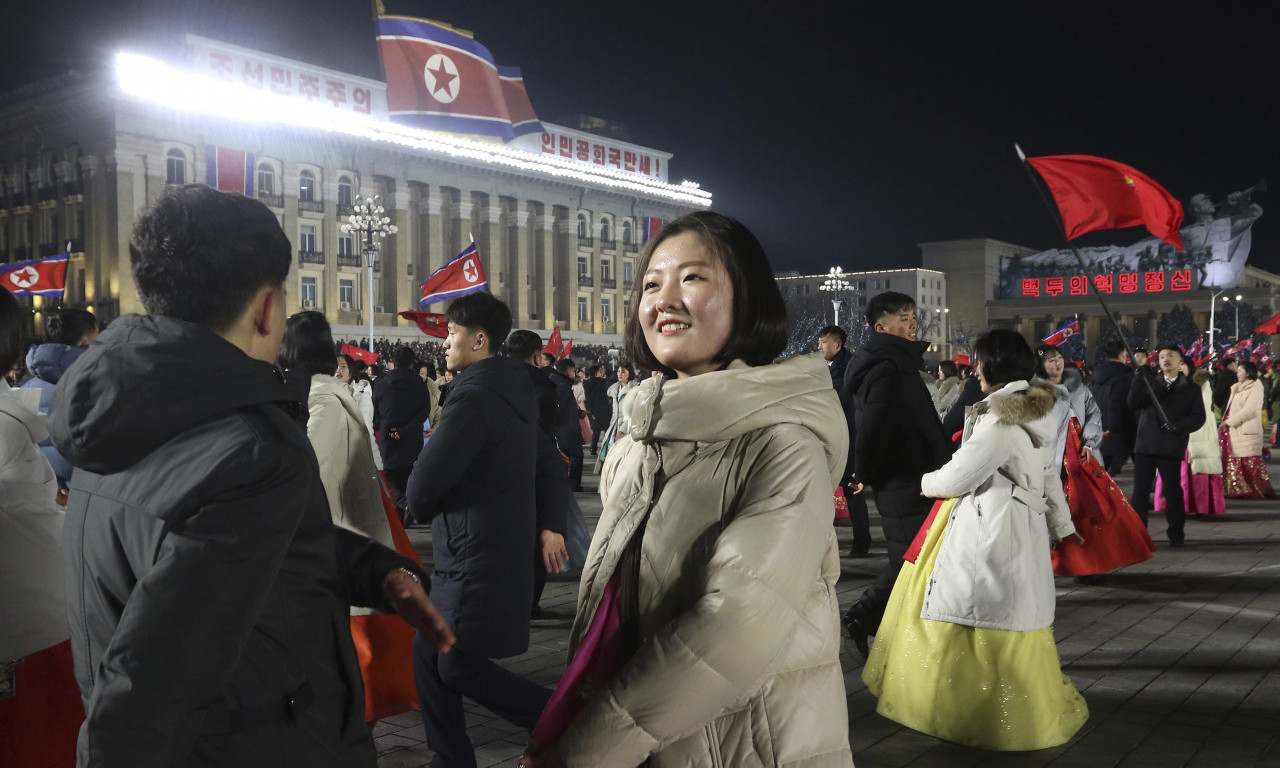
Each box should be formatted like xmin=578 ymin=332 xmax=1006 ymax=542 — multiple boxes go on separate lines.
xmin=419 ymin=243 xmax=489 ymax=307
xmin=376 ymin=16 xmax=542 ymax=140
xmin=2 ymin=253 xmax=68 ymax=297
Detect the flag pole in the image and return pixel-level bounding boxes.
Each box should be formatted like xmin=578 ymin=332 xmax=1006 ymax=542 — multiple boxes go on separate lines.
xmin=1016 ymin=144 xmax=1173 ymax=428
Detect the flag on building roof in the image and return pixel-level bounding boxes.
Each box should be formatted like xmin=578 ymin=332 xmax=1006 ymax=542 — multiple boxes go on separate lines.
xmin=557 ymin=338 xmax=573 ymax=361
xmin=398 ymin=310 xmax=449 ymax=339
xmin=542 ymin=325 xmax=562 ymax=356
xmin=205 ymin=146 xmax=255 ymax=195
xmin=2 ymin=253 xmax=68 ymax=297
xmin=1024 ymin=154 xmax=1185 ymax=250
xmin=376 ymin=15 xmax=542 ymax=140
xmin=1042 ymin=318 xmax=1081 ymax=346
xmin=340 ymin=343 xmax=380 ymax=365
xmin=419 ymin=242 xmax=488 ymax=307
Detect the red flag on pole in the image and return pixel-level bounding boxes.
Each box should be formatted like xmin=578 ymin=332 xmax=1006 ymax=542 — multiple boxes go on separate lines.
xmin=341 ymin=343 xmax=380 ymax=365
xmin=398 ymin=310 xmax=449 ymax=339
xmin=1042 ymin=319 xmax=1081 ymax=346
xmin=542 ymin=325 xmax=562 ymax=355
xmin=418 ymin=243 xmax=488 ymax=307
xmin=557 ymin=338 xmax=573 ymax=360
xmin=1024 ymin=154 xmax=1185 ymax=250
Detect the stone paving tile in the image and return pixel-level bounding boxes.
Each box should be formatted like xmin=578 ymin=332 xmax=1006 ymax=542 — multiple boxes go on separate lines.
xmin=379 ymin=461 xmax=1280 ymax=767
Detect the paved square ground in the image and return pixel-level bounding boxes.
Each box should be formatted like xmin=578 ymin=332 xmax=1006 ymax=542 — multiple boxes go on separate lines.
xmin=379 ymin=461 xmax=1280 ymax=768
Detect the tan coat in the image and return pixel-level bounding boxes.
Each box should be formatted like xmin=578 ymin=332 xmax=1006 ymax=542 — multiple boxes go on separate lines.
xmin=1223 ymin=378 xmax=1265 ymax=457
xmin=560 ymin=354 xmax=853 ymax=768
xmin=1187 ymin=372 xmax=1223 ymax=475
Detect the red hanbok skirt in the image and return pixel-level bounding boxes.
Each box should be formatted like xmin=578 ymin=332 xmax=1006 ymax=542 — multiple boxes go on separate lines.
xmin=1053 ymin=420 xmax=1155 ymax=576
xmin=1220 ymin=425 xmax=1276 ymax=499
xmin=0 ymin=640 xmax=83 ymax=768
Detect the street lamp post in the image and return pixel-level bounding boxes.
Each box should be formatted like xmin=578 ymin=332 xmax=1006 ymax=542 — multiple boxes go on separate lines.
xmin=935 ymin=307 xmax=951 ymax=358
xmin=818 ymin=266 xmax=852 ymax=328
xmin=1222 ymin=293 xmax=1244 ymax=344
xmin=341 ymin=195 xmax=398 ymax=354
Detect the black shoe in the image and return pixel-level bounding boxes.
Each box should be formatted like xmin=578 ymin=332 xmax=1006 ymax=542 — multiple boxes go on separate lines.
xmin=846 ymin=543 xmax=871 ymax=559
xmin=842 ymin=611 xmax=870 ymax=660
xmin=1075 ymin=575 xmax=1102 ymax=586
xmin=1168 ymin=536 xmax=1185 ymax=548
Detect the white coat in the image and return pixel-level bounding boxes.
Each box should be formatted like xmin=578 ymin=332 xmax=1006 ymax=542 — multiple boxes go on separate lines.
xmin=350 ymin=377 xmax=382 ymax=469
xmin=0 ymin=381 xmax=67 ymax=659
xmin=1188 ymin=371 xmax=1223 ymax=475
xmin=920 ymin=379 xmax=1075 ymax=632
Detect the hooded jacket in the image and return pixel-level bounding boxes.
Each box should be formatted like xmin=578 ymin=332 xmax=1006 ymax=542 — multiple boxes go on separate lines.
xmin=920 ymin=380 xmax=1075 ymax=632
xmin=49 ymin=315 xmax=416 ymax=768
xmin=22 ymin=342 xmax=86 ymax=486
xmin=560 ymin=355 xmax=853 ymax=768
xmin=372 ymin=367 xmax=431 ymax=471
xmin=842 ymin=332 xmax=950 ymax=492
xmin=406 ymin=354 xmax=538 ymax=659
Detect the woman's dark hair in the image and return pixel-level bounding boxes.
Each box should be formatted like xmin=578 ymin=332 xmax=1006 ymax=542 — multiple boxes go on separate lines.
xmin=974 ymin=330 xmax=1036 ymax=387
xmin=624 ymin=211 xmax=787 ymax=376
xmin=0 ymin=287 xmax=27 ymax=373
xmin=47 ymin=308 xmax=97 ymax=345
xmin=1033 ymin=343 xmax=1063 ymax=378
xmin=340 ymin=353 xmax=369 ymax=382
xmin=1240 ymin=360 xmax=1259 ymax=380
xmin=278 ymin=310 xmax=339 ymax=377
xmin=937 ymin=360 xmax=957 ymax=378
xmin=1183 ymin=358 xmax=1198 ymax=377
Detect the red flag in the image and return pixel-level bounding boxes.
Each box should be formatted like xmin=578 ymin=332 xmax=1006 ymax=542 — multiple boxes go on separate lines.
xmin=205 ymin=146 xmax=255 ymax=195
xmin=1042 ymin=319 xmax=1081 ymax=346
xmin=557 ymin=338 xmax=573 ymax=361
xmin=1025 ymin=154 xmax=1185 ymax=250
xmin=644 ymin=217 xmax=664 ymax=243
xmin=398 ymin=310 xmax=448 ymax=339
xmin=418 ymin=243 xmax=488 ymax=307
xmin=341 ymin=344 xmax=380 ymax=365
xmin=2 ymin=253 xmax=68 ymax=297
xmin=542 ymin=325 xmax=562 ymax=355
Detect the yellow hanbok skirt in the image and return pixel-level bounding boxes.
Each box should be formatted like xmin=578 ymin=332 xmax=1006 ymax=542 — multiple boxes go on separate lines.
xmin=862 ymin=498 xmax=1089 ymax=751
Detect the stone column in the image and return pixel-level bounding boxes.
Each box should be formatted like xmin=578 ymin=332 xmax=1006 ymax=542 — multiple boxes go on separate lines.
xmin=475 ymin=200 xmax=503 ymax=301
xmin=535 ymin=213 xmax=555 ymax=331
xmin=393 ymin=185 xmax=414 ymax=322
xmin=510 ymin=205 xmax=531 ymax=325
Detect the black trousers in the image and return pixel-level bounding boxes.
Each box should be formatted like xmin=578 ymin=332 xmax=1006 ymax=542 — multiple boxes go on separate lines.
xmin=566 ymin=447 xmax=584 ymax=491
xmin=847 ymin=488 xmax=933 ymax=633
xmin=1130 ymin=452 xmax=1185 ymax=543
xmin=847 ymin=488 xmax=872 ymax=554
xmin=413 ymin=637 xmax=551 ymax=768
xmin=384 ymin=466 xmax=413 ymax=511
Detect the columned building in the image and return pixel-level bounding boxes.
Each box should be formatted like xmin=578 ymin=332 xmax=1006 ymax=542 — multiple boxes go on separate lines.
xmin=0 ymin=36 xmax=708 ymax=341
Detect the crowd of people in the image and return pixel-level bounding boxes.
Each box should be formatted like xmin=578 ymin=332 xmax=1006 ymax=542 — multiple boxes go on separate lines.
xmin=1 ymin=183 xmax=1276 ymax=767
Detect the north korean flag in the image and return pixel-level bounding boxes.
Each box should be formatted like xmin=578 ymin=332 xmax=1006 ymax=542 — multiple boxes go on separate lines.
xmin=1042 ymin=319 xmax=1080 ymax=346
xmin=419 ymin=243 xmax=488 ymax=307
xmin=398 ymin=310 xmax=449 ymax=339
xmin=205 ymin=146 xmax=255 ymax=195
xmin=376 ymin=16 xmax=540 ymax=140
xmin=2 ymin=253 xmax=68 ymax=297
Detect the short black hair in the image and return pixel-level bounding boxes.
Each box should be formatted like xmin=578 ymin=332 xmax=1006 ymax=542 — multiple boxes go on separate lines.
xmin=340 ymin=353 xmax=369 ymax=382
xmin=973 ymin=329 xmax=1036 ymax=387
xmin=446 ymin=293 xmax=513 ymax=354
xmin=1133 ymin=347 xmax=1148 ymax=355
xmin=503 ymin=329 xmax=544 ymax=362
xmin=129 ymin=184 xmax=291 ymax=332
xmin=47 ymin=308 xmax=97 ymax=345
xmin=0 ymin=287 xmax=27 ymax=373
xmin=1240 ymin=360 xmax=1259 ymax=380
xmin=554 ymin=358 xmax=576 ymax=376
xmin=278 ymin=311 xmax=339 ymax=377
xmin=392 ymin=345 xmax=416 ymax=370
xmin=1183 ymin=358 xmax=1198 ymax=377
xmin=818 ymin=325 xmax=846 ymax=346
xmin=1034 ymin=343 xmax=1063 ymax=378
xmin=866 ymin=291 xmax=915 ymax=327
xmin=1156 ymin=345 xmax=1184 ymax=361
xmin=1103 ymin=339 xmax=1127 ymax=359
xmin=421 ymin=360 xmax=437 ymax=378
xmin=586 ymin=364 xmax=601 ymax=377
xmin=625 ymin=211 xmax=787 ymax=376
xmin=938 ymin=360 xmax=957 ymax=378
xmin=540 ymin=351 xmax=556 ymax=366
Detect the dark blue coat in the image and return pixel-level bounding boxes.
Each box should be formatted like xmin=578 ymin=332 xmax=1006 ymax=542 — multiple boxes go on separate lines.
xmin=372 ymin=367 xmax=431 ymax=471
xmin=406 ymin=355 xmax=538 ymax=658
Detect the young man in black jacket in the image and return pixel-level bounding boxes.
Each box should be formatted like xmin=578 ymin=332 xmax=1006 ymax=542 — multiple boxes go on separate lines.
xmin=50 ymin=185 xmax=453 ymax=768
xmin=548 ymin=358 xmax=586 ymax=491
xmin=373 ymin=344 xmax=431 ymax=513
xmin=840 ymin=293 xmax=951 ymax=657
xmin=1094 ymin=339 xmax=1137 ymax=474
xmin=406 ymin=294 xmax=552 ymax=767
xmin=820 ymin=324 xmax=870 ymax=557
xmin=1128 ymin=345 xmax=1207 ymax=547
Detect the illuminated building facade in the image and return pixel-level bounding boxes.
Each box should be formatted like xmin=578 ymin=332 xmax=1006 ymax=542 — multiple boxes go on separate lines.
xmin=0 ymin=36 xmax=710 ymax=339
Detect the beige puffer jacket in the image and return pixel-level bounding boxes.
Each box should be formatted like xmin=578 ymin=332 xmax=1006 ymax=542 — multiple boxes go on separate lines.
xmin=559 ymin=354 xmax=853 ymax=768
xmin=1187 ymin=372 xmax=1222 ymax=475
xmin=1223 ymin=378 xmax=1265 ymax=457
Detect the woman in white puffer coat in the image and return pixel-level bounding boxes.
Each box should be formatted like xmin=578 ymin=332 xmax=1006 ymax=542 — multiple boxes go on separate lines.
xmin=864 ymin=329 xmax=1088 ymax=752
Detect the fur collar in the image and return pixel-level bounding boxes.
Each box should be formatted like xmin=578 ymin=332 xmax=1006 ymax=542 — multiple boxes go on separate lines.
xmin=1192 ymin=368 xmax=1212 ymax=387
xmin=986 ymin=379 xmax=1058 ymax=426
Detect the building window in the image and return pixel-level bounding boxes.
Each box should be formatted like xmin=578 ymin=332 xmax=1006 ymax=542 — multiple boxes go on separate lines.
xmin=338 ymin=234 xmax=354 ymax=256
xmin=577 ymin=254 xmax=589 ymax=278
xmin=257 ymin=163 xmax=275 ymax=196
xmin=300 ymin=224 xmax=317 ymax=252
xmin=577 ymin=296 xmax=590 ymax=322
xmin=873 ymin=280 xmax=880 ymax=290
xmin=576 ymin=213 xmax=587 ymax=239
xmin=601 ymin=258 xmax=613 ymax=283
xmin=299 ymin=170 xmax=316 ymax=202
xmin=600 ymin=218 xmax=611 ymax=242
xmin=338 ymin=176 xmax=353 ymax=207
xmin=301 ymin=276 xmax=317 ymax=307
xmin=622 ymin=220 xmax=632 ymax=245
xmin=165 ymin=149 xmax=185 ymax=185
xmin=339 ymin=278 xmax=355 ymax=308
xmin=623 ymin=260 xmax=634 ymax=286
xmin=601 ymin=298 xmax=612 ymax=322
xmin=885 ymin=279 xmax=891 ymax=290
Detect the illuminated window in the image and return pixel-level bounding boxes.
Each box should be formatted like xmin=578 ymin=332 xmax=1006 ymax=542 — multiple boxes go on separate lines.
xmin=299 ymin=170 xmax=316 ymax=202
xmin=338 ymin=176 xmax=353 ymax=207
xmin=256 ymin=163 xmax=275 ymax=196
xmin=165 ymin=149 xmax=185 ymax=185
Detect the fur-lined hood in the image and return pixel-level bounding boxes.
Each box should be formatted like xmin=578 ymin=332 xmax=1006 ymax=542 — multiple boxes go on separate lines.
xmin=963 ymin=379 xmax=1059 ymax=449
xmin=1192 ymin=368 xmax=1212 ymax=387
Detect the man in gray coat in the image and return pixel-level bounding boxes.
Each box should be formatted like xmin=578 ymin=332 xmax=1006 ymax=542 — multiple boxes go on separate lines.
xmin=50 ymin=185 xmax=454 ymax=768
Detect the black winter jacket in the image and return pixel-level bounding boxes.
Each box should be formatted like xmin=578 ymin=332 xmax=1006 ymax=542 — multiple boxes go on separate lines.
xmin=372 ymin=367 xmax=431 ymax=470
xmin=548 ymin=370 xmax=585 ymax=451
xmin=842 ymin=332 xmax=950 ymax=495
xmin=406 ymin=355 xmax=538 ymax=658
xmin=524 ymin=362 xmax=569 ymax=536
xmin=1128 ymin=369 xmax=1207 ymax=459
xmin=583 ymin=376 xmax=612 ymax=428
xmin=50 ymin=315 xmax=416 ymax=768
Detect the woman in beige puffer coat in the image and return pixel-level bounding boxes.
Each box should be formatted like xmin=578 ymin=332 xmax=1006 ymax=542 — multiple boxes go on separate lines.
xmin=522 ymin=212 xmax=853 ymax=768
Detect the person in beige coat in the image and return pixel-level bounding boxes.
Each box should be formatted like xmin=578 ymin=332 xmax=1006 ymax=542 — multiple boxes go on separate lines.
xmin=522 ymin=212 xmax=853 ymax=768
xmin=1220 ymin=361 xmax=1275 ymax=498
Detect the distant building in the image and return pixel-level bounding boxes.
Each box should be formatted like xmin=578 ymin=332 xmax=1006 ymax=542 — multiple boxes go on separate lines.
xmin=0 ymin=35 xmax=708 ymax=341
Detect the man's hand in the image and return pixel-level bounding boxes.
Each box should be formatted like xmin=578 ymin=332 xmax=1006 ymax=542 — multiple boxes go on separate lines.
xmin=1158 ymin=422 xmax=1182 ymax=435
xmin=387 ymin=427 xmax=401 ymax=440
xmin=846 ymin=482 xmax=865 ymax=495
xmin=55 ymin=488 xmax=69 ymax=507
xmin=1068 ymin=532 xmax=1086 ymax=545
xmin=382 ymin=568 xmax=455 ymax=653
xmin=540 ymin=530 xmax=568 ymax=574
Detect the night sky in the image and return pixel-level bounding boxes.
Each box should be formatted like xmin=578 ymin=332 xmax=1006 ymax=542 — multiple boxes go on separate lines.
xmin=6 ymin=0 xmax=1278 ymax=275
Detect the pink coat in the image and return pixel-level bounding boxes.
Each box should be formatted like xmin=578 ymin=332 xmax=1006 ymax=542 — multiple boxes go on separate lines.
xmin=1223 ymin=378 xmax=1265 ymax=457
